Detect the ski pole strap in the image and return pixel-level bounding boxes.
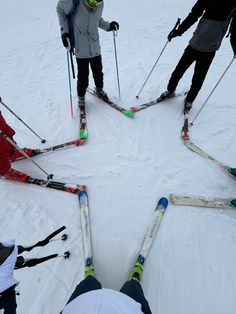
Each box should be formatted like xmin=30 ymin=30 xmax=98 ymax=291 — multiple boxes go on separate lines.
xmin=15 ymin=254 xmax=58 ymax=269
xmin=18 ymin=226 xmax=66 ymax=252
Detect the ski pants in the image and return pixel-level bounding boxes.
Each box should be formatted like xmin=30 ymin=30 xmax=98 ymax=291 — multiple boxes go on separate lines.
xmin=76 ymin=55 xmax=104 ymax=97
xmin=0 ymin=287 xmax=17 ymax=314
xmin=65 ymin=275 xmax=152 ymax=314
xmin=167 ymin=45 xmax=216 ymax=103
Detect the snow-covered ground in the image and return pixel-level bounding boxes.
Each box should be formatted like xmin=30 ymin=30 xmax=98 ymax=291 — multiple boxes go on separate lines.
xmin=1 ymin=0 xmax=236 ymax=313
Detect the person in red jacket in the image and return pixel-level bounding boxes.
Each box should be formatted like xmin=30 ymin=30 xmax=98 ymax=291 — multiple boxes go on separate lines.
xmin=0 ymin=112 xmax=30 ymax=181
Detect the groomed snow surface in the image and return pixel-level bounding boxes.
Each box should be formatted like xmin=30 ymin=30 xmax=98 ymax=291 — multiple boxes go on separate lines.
xmin=1 ymin=0 xmax=236 ymax=313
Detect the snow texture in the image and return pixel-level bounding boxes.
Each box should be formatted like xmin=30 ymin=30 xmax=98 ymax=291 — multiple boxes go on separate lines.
xmin=0 ymin=0 xmax=236 ymax=313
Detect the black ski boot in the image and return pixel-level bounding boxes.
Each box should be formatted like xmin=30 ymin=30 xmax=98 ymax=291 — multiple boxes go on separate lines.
xmin=78 ymin=96 xmax=85 ymax=108
xmin=184 ymin=99 xmax=192 ymax=113
xmin=94 ymin=87 xmax=109 ymax=102
xmin=160 ymin=90 xmax=175 ymax=100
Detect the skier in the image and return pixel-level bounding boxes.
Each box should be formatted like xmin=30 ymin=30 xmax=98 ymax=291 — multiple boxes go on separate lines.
xmin=56 ymin=0 xmax=119 ymax=107
xmin=61 ymin=265 xmax=152 ymax=314
xmin=161 ymin=0 xmax=236 ymax=113
xmin=0 ymin=228 xmax=68 ymax=313
xmin=0 ymin=112 xmax=32 ymax=181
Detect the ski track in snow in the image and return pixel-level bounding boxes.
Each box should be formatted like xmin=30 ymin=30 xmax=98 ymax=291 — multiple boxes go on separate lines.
xmin=1 ymin=0 xmax=236 ymax=313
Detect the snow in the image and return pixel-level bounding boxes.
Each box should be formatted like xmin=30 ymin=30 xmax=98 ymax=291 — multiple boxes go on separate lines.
xmin=0 ymin=0 xmax=236 ymax=313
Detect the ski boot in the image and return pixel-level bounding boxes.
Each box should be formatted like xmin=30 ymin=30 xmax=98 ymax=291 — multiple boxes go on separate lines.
xmin=3 ymin=168 xmax=28 ymax=182
xmin=228 ymin=168 xmax=236 ymax=177
xmin=160 ymin=90 xmax=175 ymax=100
xmin=94 ymin=87 xmax=109 ymax=102
xmin=9 ymin=148 xmax=34 ymax=161
xmin=78 ymin=96 xmax=85 ymax=108
xmin=184 ymin=99 xmax=192 ymax=114
xmin=85 ymin=264 xmax=96 ymax=279
xmin=129 ymin=262 xmax=143 ymax=282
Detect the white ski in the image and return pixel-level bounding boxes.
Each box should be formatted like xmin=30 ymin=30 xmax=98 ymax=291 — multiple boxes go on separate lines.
xmin=170 ymin=193 xmax=236 ymax=209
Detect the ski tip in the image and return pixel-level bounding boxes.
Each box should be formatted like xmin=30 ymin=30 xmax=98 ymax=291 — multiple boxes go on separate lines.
xmin=79 ymin=188 xmax=87 ymax=198
xmin=157 ymin=197 xmax=168 ymax=210
xmin=80 ymin=130 xmax=87 ymax=139
xmin=123 ymin=110 xmax=135 ymax=117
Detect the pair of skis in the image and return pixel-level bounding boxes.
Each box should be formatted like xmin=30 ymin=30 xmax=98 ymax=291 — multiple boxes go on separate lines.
xmin=0 ymin=138 xmax=86 ymax=194
xmin=0 ymin=173 xmax=86 ymax=195
xmin=79 ymin=88 xmax=135 ymax=140
xmin=78 ymin=191 xmax=168 ymax=279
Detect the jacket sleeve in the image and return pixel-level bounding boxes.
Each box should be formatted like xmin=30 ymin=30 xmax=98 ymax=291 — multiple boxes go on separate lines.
xmin=230 ymin=14 xmax=236 ymax=53
xmin=177 ymin=0 xmax=210 ymax=35
xmin=99 ymin=17 xmax=110 ymax=31
xmin=56 ymin=0 xmax=74 ymax=34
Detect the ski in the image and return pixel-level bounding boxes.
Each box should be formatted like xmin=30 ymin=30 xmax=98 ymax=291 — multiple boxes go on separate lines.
xmin=0 ymin=174 xmax=86 ymax=194
xmin=79 ymin=104 xmax=87 ymax=139
xmin=129 ymin=197 xmax=168 ymax=281
xmin=10 ymin=139 xmax=85 ymax=162
xmin=87 ymin=88 xmax=134 ymax=117
xmin=130 ymin=92 xmax=183 ymax=113
xmin=184 ymin=140 xmax=236 ymax=179
xmin=78 ymin=189 xmax=94 ymax=277
xmin=170 ymin=193 xmax=236 ymax=209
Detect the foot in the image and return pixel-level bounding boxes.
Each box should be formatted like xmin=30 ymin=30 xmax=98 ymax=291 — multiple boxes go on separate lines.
xmin=129 ymin=262 xmax=143 ymax=282
xmin=3 ymin=168 xmax=28 ymax=182
xmin=94 ymin=87 xmax=109 ymax=102
xmin=78 ymin=96 xmax=85 ymax=108
xmin=85 ymin=264 xmax=96 ymax=279
xmin=160 ymin=90 xmax=174 ymax=100
xmin=184 ymin=99 xmax=192 ymax=113
xmin=9 ymin=148 xmax=33 ymax=161
xmin=228 ymin=168 xmax=236 ymax=177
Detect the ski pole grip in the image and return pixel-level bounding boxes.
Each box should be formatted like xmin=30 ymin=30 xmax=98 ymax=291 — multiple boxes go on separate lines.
xmin=173 ymin=18 xmax=181 ymax=30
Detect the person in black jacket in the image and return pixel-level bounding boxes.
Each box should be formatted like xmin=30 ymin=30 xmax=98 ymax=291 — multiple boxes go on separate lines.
xmin=161 ymin=0 xmax=236 ymax=113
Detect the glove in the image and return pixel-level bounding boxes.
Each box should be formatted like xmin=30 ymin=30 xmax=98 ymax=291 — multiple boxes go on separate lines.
xmin=61 ymin=33 xmax=70 ymax=48
xmin=108 ymin=21 xmax=119 ymax=32
xmin=167 ymin=29 xmax=181 ymax=42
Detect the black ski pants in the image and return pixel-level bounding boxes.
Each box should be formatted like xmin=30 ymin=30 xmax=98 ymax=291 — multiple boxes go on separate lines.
xmin=65 ymin=275 xmax=152 ymax=314
xmin=0 ymin=287 xmax=17 ymax=314
xmin=76 ymin=55 xmax=104 ymax=97
xmin=167 ymin=45 xmax=216 ymax=103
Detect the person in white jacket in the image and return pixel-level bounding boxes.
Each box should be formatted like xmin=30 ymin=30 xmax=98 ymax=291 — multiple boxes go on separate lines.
xmin=61 ymin=266 xmax=152 ymax=314
xmin=0 ymin=240 xmax=19 ymax=314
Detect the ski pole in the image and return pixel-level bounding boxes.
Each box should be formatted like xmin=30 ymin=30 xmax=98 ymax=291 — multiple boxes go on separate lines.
xmin=66 ymin=50 xmax=74 ymax=118
xmin=136 ymin=18 xmax=181 ymax=99
xmin=112 ymin=30 xmax=121 ymax=100
xmin=190 ymin=57 xmax=235 ymax=126
xmin=69 ymin=50 xmax=76 ymax=79
xmin=0 ymin=129 xmax=53 ymax=180
xmin=18 ymin=226 xmax=67 ymax=253
xmin=0 ymin=97 xmax=46 ymax=143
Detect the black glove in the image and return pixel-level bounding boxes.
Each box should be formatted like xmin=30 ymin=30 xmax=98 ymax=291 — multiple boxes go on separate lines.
xmin=167 ymin=29 xmax=181 ymax=42
xmin=108 ymin=21 xmax=119 ymax=32
xmin=61 ymin=33 xmax=70 ymax=48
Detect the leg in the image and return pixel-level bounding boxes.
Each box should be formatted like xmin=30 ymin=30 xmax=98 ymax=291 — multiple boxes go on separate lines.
xmin=0 ymin=151 xmax=11 ymax=174
xmin=186 ymin=50 xmax=216 ymax=102
xmin=167 ymin=45 xmax=196 ymax=92
xmin=90 ymin=55 xmax=104 ymax=89
xmin=120 ymin=279 xmax=152 ymax=314
xmin=65 ymin=275 xmax=102 ymax=305
xmin=0 ymin=288 xmax=17 ymax=314
xmin=76 ymin=58 xmax=90 ymax=97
